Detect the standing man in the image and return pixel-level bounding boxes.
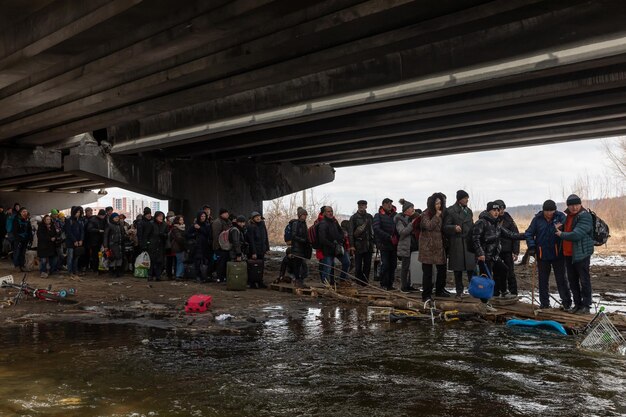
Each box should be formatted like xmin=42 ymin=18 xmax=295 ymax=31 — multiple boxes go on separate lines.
xmin=212 ymin=208 xmax=231 ymax=282
xmin=289 ymin=207 xmax=311 ymax=288
xmin=525 ymin=199 xmax=571 ymax=310
xmin=246 ymin=211 xmax=270 ymax=288
xmin=555 ymin=194 xmax=595 ymax=314
xmin=348 ymin=200 xmax=374 ymax=286
xmin=86 ymin=209 xmax=107 ymax=273
xmin=318 ymin=206 xmax=350 ymax=285
xmin=443 ymin=190 xmax=475 ymax=298
xmin=373 ymin=198 xmax=398 ymax=291
xmin=494 ymin=199 xmax=520 ymax=297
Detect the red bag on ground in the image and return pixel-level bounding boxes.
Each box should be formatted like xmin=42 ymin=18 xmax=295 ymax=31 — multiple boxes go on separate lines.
xmin=184 ymin=294 xmax=213 ymax=314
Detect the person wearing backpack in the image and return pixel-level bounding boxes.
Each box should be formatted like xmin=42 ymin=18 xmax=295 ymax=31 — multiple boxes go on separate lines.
xmin=228 ymin=215 xmax=248 ymax=261
xmin=525 ymin=199 xmax=571 ymax=310
xmin=373 ymin=198 xmax=398 ymax=291
xmin=348 ymin=200 xmax=374 ymax=286
xmin=555 ymin=194 xmax=595 ymax=315
xmin=443 ymin=190 xmax=475 ymax=299
xmin=395 ymin=199 xmax=417 ymax=293
xmin=212 ymin=209 xmax=231 ymax=283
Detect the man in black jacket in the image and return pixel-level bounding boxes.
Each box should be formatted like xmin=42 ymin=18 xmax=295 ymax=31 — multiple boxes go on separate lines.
xmin=86 ymin=209 xmax=107 ymax=273
xmin=348 ymin=200 xmax=374 ymax=286
xmin=373 ymin=198 xmax=398 ymax=290
xmin=472 ymin=202 xmax=525 ymax=312
xmin=494 ymin=200 xmax=520 ymax=297
xmin=318 ymin=206 xmax=350 ymax=285
xmin=289 ymin=207 xmax=311 ymax=288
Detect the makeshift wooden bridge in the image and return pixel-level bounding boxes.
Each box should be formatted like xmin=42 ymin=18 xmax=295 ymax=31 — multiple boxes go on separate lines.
xmin=270 ymin=282 xmax=626 ymax=332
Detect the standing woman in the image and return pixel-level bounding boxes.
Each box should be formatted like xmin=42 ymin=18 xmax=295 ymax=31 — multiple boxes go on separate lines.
xmin=170 ymin=216 xmax=187 ymax=281
xmin=103 ymin=213 xmax=125 ymax=277
xmin=419 ymin=193 xmax=449 ymax=301
xmin=395 ymin=199 xmax=416 ymax=293
xmin=146 ymin=211 xmax=168 ymax=281
xmin=37 ymin=215 xmax=59 ymax=278
xmin=12 ymin=207 xmax=33 ymax=272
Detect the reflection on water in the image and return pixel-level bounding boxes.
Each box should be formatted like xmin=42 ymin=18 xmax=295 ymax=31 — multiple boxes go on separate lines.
xmin=1 ymin=306 xmax=625 ymax=417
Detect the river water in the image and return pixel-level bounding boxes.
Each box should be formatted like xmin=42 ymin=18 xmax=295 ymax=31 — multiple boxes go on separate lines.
xmin=1 ymin=305 xmax=625 ymax=417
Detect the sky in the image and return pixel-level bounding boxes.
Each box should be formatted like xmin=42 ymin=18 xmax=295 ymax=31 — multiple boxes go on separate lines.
xmin=101 ymin=137 xmax=624 ymax=215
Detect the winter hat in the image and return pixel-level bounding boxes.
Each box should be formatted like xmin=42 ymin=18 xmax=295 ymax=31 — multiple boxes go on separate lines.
xmin=166 ymin=210 xmax=175 ymax=218
xmin=236 ymin=215 xmax=247 ymax=223
xmin=566 ymin=194 xmax=582 ymax=206
xmin=50 ymin=209 xmax=59 ymax=215
xmin=357 ymin=200 xmax=368 ymax=205
xmin=542 ymin=200 xmax=557 ymax=211
xmin=486 ymin=201 xmax=501 ymax=211
xmin=98 ymin=209 xmax=106 ymax=216
xmin=143 ymin=207 xmax=151 ymax=215
xmin=110 ymin=213 xmax=119 ymax=220
xmin=493 ymin=199 xmax=506 ymax=209
xmin=219 ymin=208 xmax=228 ymax=215
xmin=250 ymin=211 xmax=261 ymax=218
xmin=382 ymin=198 xmax=393 ymax=204
xmin=297 ymin=207 xmax=307 ymax=217
xmin=456 ymin=190 xmax=469 ymax=201
xmin=398 ymin=198 xmax=414 ymax=213
xmin=58 ymin=212 xmax=65 ymax=219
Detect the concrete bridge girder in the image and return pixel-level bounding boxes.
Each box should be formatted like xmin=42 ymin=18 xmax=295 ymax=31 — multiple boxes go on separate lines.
xmin=62 ymin=143 xmax=334 ymax=220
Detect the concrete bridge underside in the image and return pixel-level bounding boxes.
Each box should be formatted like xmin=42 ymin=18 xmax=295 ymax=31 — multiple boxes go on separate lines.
xmin=1 ymin=0 xmax=626 ymax=216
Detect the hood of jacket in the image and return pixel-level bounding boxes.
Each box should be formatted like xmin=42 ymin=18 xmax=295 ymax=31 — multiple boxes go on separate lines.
xmin=378 ymin=205 xmax=397 ymax=216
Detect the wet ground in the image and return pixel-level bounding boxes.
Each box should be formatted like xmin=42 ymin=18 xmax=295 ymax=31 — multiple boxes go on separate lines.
xmin=1 ymin=305 xmax=625 ymax=417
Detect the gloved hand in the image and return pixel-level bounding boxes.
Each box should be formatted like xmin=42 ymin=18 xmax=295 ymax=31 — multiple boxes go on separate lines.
xmin=526 ymin=247 xmax=536 ymax=257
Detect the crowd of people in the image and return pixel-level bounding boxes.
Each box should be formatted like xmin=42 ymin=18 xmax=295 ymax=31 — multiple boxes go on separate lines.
xmin=0 ymin=204 xmax=270 ymax=287
xmin=0 ymin=190 xmax=596 ymax=314
xmin=283 ymin=191 xmax=595 ymax=314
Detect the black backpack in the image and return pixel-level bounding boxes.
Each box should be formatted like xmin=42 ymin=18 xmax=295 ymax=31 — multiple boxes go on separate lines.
xmin=588 ymin=210 xmax=610 ymax=246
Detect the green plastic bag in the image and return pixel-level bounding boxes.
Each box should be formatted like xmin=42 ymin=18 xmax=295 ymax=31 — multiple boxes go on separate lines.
xmin=134 ymin=266 xmax=149 ymax=278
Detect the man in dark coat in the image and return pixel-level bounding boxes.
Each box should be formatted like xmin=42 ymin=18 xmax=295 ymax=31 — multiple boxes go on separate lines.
xmin=472 ymin=202 xmax=525 ymax=312
xmin=443 ymin=190 xmax=475 ymax=298
xmin=187 ymin=211 xmax=211 ymax=282
xmin=145 ymin=211 xmax=168 ymax=281
xmin=103 ymin=213 xmax=125 ymax=277
xmin=229 ymin=215 xmax=248 ymax=262
xmin=318 ymin=206 xmax=350 ymax=285
xmin=86 ymin=209 xmax=107 ymax=273
xmin=494 ymin=199 xmax=520 ymax=297
xmin=212 ymin=209 xmax=232 ymax=282
xmin=525 ymin=199 xmax=571 ymax=310
xmin=65 ymin=206 xmax=85 ymax=278
xmin=373 ymin=198 xmax=398 ymax=291
xmin=287 ymin=207 xmax=311 ymax=288
xmin=12 ymin=208 xmax=32 ymax=271
xmin=137 ymin=207 xmax=153 ymax=251
xmin=348 ymin=200 xmax=374 ymax=286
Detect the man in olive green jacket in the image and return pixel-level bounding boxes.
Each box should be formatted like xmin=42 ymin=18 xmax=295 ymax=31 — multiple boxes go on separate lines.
xmin=555 ymin=194 xmax=594 ymax=314
xmin=443 ymin=190 xmax=475 ymax=298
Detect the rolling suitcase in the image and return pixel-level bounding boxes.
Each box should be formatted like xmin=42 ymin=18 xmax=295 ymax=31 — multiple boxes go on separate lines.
xmin=247 ymin=259 xmax=265 ymax=287
xmin=227 ymin=261 xmax=248 ymax=291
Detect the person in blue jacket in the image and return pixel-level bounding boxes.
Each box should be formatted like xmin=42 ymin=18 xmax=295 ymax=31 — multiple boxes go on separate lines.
xmin=525 ymin=200 xmax=572 ymax=310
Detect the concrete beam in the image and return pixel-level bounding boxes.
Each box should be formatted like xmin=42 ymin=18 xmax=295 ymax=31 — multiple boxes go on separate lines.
xmin=10 ymin=0 xmax=620 ymax=145
xmin=0 ymin=190 xmax=98 ymax=215
xmin=0 ymin=146 xmax=62 ymax=179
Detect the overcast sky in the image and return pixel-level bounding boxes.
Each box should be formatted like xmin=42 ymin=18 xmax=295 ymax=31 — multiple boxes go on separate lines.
xmin=103 ymin=137 xmax=623 ymax=215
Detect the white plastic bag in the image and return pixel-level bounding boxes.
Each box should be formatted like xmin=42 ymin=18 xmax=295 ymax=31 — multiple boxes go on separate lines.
xmin=134 ymin=251 xmax=151 ymax=269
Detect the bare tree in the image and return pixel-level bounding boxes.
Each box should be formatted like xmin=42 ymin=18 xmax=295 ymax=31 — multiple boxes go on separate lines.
xmin=603 ymin=137 xmax=626 ymax=180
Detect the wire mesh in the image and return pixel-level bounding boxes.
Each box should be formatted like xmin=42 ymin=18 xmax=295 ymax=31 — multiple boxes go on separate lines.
xmin=580 ymin=313 xmax=626 ymax=355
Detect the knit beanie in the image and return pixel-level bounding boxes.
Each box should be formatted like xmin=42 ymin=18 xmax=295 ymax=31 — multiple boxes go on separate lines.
xmin=486 ymin=201 xmax=501 ymax=211
xmin=493 ymin=199 xmax=505 ymax=209
xmin=398 ymin=198 xmax=414 ymax=213
xmin=50 ymin=209 xmax=59 ymax=215
xmin=98 ymin=209 xmax=106 ymax=216
xmin=110 ymin=213 xmax=119 ymax=220
xmin=542 ymin=200 xmax=557 ymax=211
xmin=456 ymin=190 xmax=469 ymax=201
xmin=297 ymin=207 xmax=307 ymax=217
xmin=143 ymin=207 xmax=151 ymax=215
xmin=566 ymin=194 xmax=582 ymax=205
